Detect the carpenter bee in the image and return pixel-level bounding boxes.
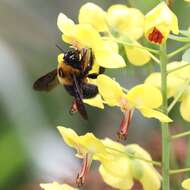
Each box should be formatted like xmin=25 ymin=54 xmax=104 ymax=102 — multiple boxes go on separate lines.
xmin=33 ymin=46 xmax=104 ymax=120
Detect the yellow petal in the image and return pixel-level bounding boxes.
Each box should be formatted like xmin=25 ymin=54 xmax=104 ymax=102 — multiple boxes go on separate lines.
xmin=79 ymin=2 xmax=108 ymax=32
xmin=40 ymin=182 xmax=76 ymax=190
xmin=145 ymin=2 xmax=179 ymax=44
xmin=74 ymin=24 xmax=103 ymax=49
xmin=57 ymin=126 xmax=79 ymax=148
xmin=95 ymin=48 xmax=126 ymax=68
xmin=139 ymin=107 xmax=172 ymax=122
xmin=83 ymin=94 xmax=104 ymax=109
xmin=57 ymin=13 xmax=75 ymax=34
xmin=107 ymin=5 xmax=144 ymax=40
xmin=100 ymin=155 xmax=132 ymax=178
xmin=126 ymin=144 xmax=161 ymax=190
xmin=126 ymin=84 xmax=162 ymax=109
xmin=139 ymin=164 xmax=161 ymax=190
xmin=103 ymin=39 xmax=119 ymax=53
xmin=167 ymin=61 xmax=190 ymax=80
xmin=99 ymin=165 xmax=133 ymax=190
xmin=126 ymin=144 xmax=152 ymax=161
xmin=125 ymin=42 xmax=151 ymax=66
xmin=145 ymin=73 xmax=161 ymax=88
xmin=145 ymin=72 xmax=185 ymax=98
xmin=102 ymin=138 xmax=126 ymax=154
xmin=180 ymin=94 xmax=190 ymax=122
xmin=79 ymin=133 xmax=106 ymax=155
xmin=97 ymin=74 xmax=125 ymax=106
xmin=58 ymin=53 xmax=64 ymax=64
xmin=182 ymin=178 xmax=190 ymax=190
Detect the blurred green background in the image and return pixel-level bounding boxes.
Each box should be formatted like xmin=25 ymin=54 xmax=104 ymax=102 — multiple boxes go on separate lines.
xmin=0 ymin=0 xmax=190 ymax=190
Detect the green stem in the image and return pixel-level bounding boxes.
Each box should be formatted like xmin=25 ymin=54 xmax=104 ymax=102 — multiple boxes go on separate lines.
xmin=102 ymin=37 xmax=159 ymax=54
xmin=160 ymin=44 xmax=170 ymax=190
xmin=168 ymin=43 xmax=190 ymax=58
xmin=167 ymin=62 xmax=190 ymax=74
xmin=170 ymin=167 xmax=190 ymax=175
xmin=169 ymin=34 xmax=190 ymax=43
xmin=149 ymin=52 xmax=160 ymax=64
xmin=172 ymin=130 xmax=190 ymax=139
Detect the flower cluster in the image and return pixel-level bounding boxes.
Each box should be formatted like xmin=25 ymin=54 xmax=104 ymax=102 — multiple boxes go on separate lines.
xmin=41 ymin=127 xmax=161 ymax=190
xmin=39 ymin=1 xmax=190 ymax=190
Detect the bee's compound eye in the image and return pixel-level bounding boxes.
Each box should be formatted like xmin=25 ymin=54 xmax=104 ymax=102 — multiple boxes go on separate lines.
xmin=58 ymin=68 xmax=65 ymax=78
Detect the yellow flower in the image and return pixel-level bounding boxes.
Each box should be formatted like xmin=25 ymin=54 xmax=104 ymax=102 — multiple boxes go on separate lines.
xmin=185 ymin=0 xmax=190 ymax=2
xmin=145 ymin=72 xmax=185 ymax=98
xmin=78 ymin=3 xmax=150 ymax=66
xmin=124 ymin=41 xmax=151 ymax=66
xmin=40 ymin=182 xmax=76 ymax=190
xmin=57 ymin=126 xmax=105 ymax=157
xmin=57 ymin=126 xmax=106 ymax=186
xmin=107 ymin=5 xmax=145 ymax=40
xmin=96 ymin=74 xmax=171 ymax=140
xmin=145 ymin=2 xmax=179 ymax=44
xmin=145 ymin=61 xmax=190 ymax=121
xmin=97 ymin=74 xmax=171 ymax=122
xmin=57 ymin=13 xmax=126 ymax=68
xmin=182 ymin=178 xmax=190 ymax=190
xmin=98 ymin=139 xmax=161 ymax=190
xmin=78 ymin=2 xmax=108 ymax=32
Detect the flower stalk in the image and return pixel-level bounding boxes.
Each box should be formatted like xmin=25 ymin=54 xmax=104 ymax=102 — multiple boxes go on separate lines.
xmin=168 ymin=43 xmax=190 ymax=58
xmin=170 ymin=167 xmax=190 ymax=175
xmin=172 ymin=130 xmax=190 ymax=140
xmin=160 ymin=43 xmax=170 ymax=190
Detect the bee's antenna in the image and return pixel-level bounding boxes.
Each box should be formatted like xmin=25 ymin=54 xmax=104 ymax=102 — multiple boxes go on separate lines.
xmin=56 ymin=44 xmax=65 ymax=53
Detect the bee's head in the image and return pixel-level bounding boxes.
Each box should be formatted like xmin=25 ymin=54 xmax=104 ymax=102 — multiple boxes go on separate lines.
xmin=64 ymin=48 xmax=82 ymax=69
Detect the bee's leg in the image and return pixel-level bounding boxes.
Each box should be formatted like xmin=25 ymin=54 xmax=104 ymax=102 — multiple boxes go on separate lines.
xmin=87 ymin=66 xmax=105 ymax=79
xmin=99 ymin=67 xmax=105 ymax=74
xmin=87 ymin=73 xmax=99 ymax=79
xmin=81 ymin=51 xmax=94 ymax=76
xmin=81 ymin=83 xmax=98 ymax=99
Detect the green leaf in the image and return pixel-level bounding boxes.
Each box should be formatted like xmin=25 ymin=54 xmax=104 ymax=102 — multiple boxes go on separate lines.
xmin=182 ymin=48 xmax=190 ymax=62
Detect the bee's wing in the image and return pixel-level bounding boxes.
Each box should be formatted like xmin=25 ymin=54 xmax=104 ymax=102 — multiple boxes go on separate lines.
xmin=33 ymin=69 xmax=59 ymax=91
xmin=72 ymin=74 xmax=88 ymax=120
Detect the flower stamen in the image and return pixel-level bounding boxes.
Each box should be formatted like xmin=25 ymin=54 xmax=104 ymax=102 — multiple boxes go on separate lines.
xmin=117 ymin=109 xmax=133 ymax=141
xmin=76 ymin=153 xmax=92 ymax=187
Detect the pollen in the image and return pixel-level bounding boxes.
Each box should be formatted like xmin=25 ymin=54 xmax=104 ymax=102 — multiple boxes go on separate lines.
xmin=148 ymin=27 xmax=164 ymax=44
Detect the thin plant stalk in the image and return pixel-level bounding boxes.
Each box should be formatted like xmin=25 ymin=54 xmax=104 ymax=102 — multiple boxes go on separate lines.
xmin=160 ymin=43 xmax=170 ymax=190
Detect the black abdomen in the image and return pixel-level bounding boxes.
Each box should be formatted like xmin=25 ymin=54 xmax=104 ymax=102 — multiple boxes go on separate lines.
xmin=64 ymin=83 xmax=98 ymax=99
